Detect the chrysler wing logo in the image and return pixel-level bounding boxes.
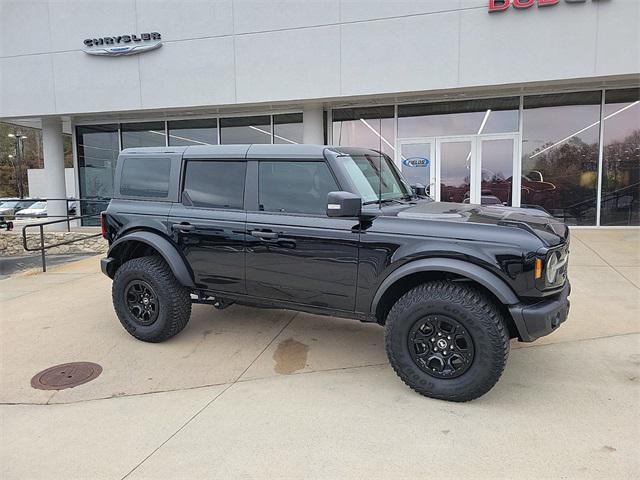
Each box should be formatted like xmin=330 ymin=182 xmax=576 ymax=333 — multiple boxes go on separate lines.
xmin=83 ymin=32 xmax=162 ymax=56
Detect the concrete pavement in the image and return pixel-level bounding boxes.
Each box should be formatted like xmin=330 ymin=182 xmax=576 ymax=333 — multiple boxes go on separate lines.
xmin=1 ymin=228 xmax=638 ymax=479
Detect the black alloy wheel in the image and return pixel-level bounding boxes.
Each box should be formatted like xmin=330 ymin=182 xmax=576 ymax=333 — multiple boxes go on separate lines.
xmin=408 ymin=315 xmax=475 ymax=379
xmin=125 ymin=280 xmax=159 ymax=326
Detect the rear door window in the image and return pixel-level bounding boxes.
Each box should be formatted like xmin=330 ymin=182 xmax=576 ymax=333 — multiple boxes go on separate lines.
xmin=183 ymin=161 xmax=246 ymax=209
xmin=120 ymin=156 xmax=171 ymax=197
xmin=258 ymin=161 xmax=339 ymax=215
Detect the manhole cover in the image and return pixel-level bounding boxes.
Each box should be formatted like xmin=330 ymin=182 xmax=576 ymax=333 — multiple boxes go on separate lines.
xmin=31 ymin=362 xmax=102 ymax=390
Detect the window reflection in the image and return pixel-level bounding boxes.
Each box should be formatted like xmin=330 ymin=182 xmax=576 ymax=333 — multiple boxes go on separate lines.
xmin=273 ymin=113 xmax=303 ymax=144
xmin=168 ymin=119 xmax=218 ymax=146
xmin=76 ymin=124 xmax=119 ymax=225
xmin=398 ymin=98 xmax=519 ymax=138
xmin=220 ymin=116 xmax=271 ymax=144
xmin=332 ymin=106 xmax=395 ymax=157
xmin=481 ymin=138 xmax=514 ymax=206
xmin=440 ymin=141 xmax=472 ymax=203
xmin=522 ymin=92 xmax=602 ymax=225
xmin=601 ymin=88 xmax=640 ymax=226
xmin=121 ymin=122 xmax=166 ymax=149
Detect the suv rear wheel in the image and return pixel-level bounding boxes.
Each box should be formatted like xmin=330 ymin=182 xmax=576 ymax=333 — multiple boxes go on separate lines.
xmin=112 ymin=256 xmax=191 ymax=342
xmin=385 ymin=281 xmax=509 ymax=402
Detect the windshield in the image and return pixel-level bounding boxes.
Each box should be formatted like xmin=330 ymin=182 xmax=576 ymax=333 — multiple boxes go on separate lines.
xmin=0 ymin=201 xmax=19 ymax=208
xmin=339 ymin=153 xmax=412 ymax=204
xmin=28 ymin=202 xmax=46 ymax=209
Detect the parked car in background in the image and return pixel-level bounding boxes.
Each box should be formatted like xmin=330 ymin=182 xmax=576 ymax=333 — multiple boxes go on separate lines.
xmin=0 ymin=200 xmax=36 ymax=219
xmin=15 ymin=201 xmax=47 ymax=218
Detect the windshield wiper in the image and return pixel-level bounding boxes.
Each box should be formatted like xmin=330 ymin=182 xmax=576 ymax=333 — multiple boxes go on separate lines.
xmin=363 ymin=198 xmax=405 ymax=206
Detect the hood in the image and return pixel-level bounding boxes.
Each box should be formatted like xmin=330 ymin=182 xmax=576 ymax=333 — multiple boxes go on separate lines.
xmin=396 ymin=201 xmax=568 ymax=247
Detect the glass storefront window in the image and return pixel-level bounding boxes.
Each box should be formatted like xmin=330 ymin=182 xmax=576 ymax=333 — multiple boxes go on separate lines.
xmin=273 ymin=113 xmax=303 ymax=144
xmin=121 ymin=121 xmax=166 ymax=149
xmin=220 ymin=115 xmax=272 ymax=144
xmin=168 ymin=119 xmax=218 ymax=146
xmin=398 ymin=98 xmax=519 ymax=138
xmin=601 ymin=88 xmax=640 ymax=226
xmin=76 ymin=124 xmax=119 ymax=224
xmin=522 ymin=92 xmax=602 ymax=225
xmin=332 ymin=106 xmax=395 ymax=158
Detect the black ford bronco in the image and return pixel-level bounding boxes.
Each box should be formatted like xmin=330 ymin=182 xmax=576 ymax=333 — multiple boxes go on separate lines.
xmin=101 ymin=144 xmax=570 ymax=401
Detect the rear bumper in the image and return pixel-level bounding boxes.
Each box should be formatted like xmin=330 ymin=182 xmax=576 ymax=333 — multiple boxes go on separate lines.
xmin=509 ymin=281 xmax=570 ymax=342
xmin=100 ymin=257 xmax=114 ymax=278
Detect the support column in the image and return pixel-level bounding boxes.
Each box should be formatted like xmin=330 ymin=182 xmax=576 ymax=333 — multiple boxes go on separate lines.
xmin=42 ymin=117 xmax=67 ymax=231
xmin=303 ymin=104 xmax=324 ymax=144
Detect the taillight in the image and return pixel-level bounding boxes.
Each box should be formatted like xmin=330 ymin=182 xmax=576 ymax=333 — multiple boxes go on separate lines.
xmin=100 ymin=212 xmax=108 ymax=239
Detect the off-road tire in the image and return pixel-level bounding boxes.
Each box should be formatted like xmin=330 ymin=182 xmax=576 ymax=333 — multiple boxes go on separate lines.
xmin=112 ymin=255 xmax=191 ymax=342
xmin=385 ymin=281 xmax=510 ymax=402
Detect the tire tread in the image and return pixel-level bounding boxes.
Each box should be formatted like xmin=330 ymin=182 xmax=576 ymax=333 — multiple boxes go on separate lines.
xmin=385 ymin=280 xmax=509 ymax=402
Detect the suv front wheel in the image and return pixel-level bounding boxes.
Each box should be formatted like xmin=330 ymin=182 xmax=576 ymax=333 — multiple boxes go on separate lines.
xmin=112 ymin=256 xmax=192 ymax=342
xmin=385 ymin=281 xmax=510 ymax=402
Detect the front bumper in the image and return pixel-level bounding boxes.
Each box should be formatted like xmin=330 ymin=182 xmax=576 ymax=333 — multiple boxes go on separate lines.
xmin=509 ymin=281 xmax=570 ymax=342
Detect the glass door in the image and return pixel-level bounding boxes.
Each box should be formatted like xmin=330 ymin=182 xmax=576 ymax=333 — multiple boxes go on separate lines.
xmin=436 ymin=136 xmax=477 ymax=204
xmin=398 ymin=134 xmax=519 ymax=205
xmin=477 ymin=135 xmax=519 ymax=206
xmin=397 ymin=139 xmax=436 ymax=199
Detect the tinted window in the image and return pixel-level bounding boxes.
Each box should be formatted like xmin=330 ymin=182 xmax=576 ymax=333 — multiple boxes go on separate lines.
xmin=168 ymin=119 xmax=218 ymax=146
xmin=120 ymin=157 xmax=171 ymax=197
xmin=600 ymin=88 xmax=640 ymax=226
xmin=220 ymin=116 xmax=271 ymax=144
xmin=259 ymin=161 xmax=338 ymax=215
xmin=522 ymin=91 xmax=602 ymax=225
xmin=183 ymin=161 xmax=246 ymax=209
xmin=332 ymin=106 xmax=396 ymax=158
xmin=121 ymin=122 xmax=166 ymax=149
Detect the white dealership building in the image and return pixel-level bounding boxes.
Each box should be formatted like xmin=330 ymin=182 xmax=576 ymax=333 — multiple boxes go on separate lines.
xmin=1 ymin=0 xmax=639 ymax=226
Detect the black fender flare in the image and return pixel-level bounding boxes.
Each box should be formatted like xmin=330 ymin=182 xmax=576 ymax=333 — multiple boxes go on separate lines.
xmin=107 ymin=231 xmax=195 ymax=287
xmin=371 ymin=258 xmax=520 ymax=315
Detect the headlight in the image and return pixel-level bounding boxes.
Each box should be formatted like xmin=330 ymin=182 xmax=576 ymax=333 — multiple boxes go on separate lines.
xmin=546 ymin=253 xmax=559 ymax=283
xmin=545 ymin=250 xmax=567 ymax=285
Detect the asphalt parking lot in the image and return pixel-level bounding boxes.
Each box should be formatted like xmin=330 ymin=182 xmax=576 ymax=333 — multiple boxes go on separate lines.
xmin=1 ymin=229 xmax=638 ymax=479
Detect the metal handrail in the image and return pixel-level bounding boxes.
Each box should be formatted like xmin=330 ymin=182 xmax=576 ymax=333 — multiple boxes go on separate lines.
xmin=21 ymin=214 xmax=104 ymax=272
xmin=1 ymin=197 xmax=109 ymax=232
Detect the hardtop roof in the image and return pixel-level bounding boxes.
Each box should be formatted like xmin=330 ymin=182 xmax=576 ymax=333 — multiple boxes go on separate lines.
xmin=119 ymin=144 xmax=383 ymax=159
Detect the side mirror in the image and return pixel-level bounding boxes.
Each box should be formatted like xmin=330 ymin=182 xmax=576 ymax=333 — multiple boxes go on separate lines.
xmin=327 ymin=191 xmax=362 ymax=217
xmin=411 ymin=183 xmax=426 ymax=197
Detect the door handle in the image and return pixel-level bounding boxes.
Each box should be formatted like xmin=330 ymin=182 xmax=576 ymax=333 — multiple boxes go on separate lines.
xmin=250 ymin=230 xmax=278 ymax=240
xmin=172 ymin=222 xmax=195 ymax=232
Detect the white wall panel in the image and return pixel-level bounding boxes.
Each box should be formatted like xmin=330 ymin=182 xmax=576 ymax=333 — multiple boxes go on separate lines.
xmin=1 ymin=0 xmax=638 ymax=119
xmin=0 ymin=55 xmax=56 ymax=116
xmin=595 ymin=0 xmax=640 ymax=76
xmin=52 ymin=51 xmax=141 ymax=113
xmin=139 ymin=37 xmax=236 ymax=109
xmin=0 ymin=0 xmax=50 ymax=57
xmin=235 ymin=26 xmax=340 ymax=103
xmin=48 ymin=0 xmax=137 ymax=52
xmin=459 ymin=3 xmax=598 ymax=87
xmin=340 ymin=12 xmax=459 ymax=96
xmin=234 ymin=0 xmax=339 ymax=34
xmin=340 ymin=0 xmax=462 ymax=23
xmin=135 ymin=0 xmax=234 ymax=41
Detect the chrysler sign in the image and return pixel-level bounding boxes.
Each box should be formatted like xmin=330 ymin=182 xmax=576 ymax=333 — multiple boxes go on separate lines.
xmin=489 ymin=0 xmax=592 ymax=12
xmin=83 ymin=32 xmax=162 ymax=56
